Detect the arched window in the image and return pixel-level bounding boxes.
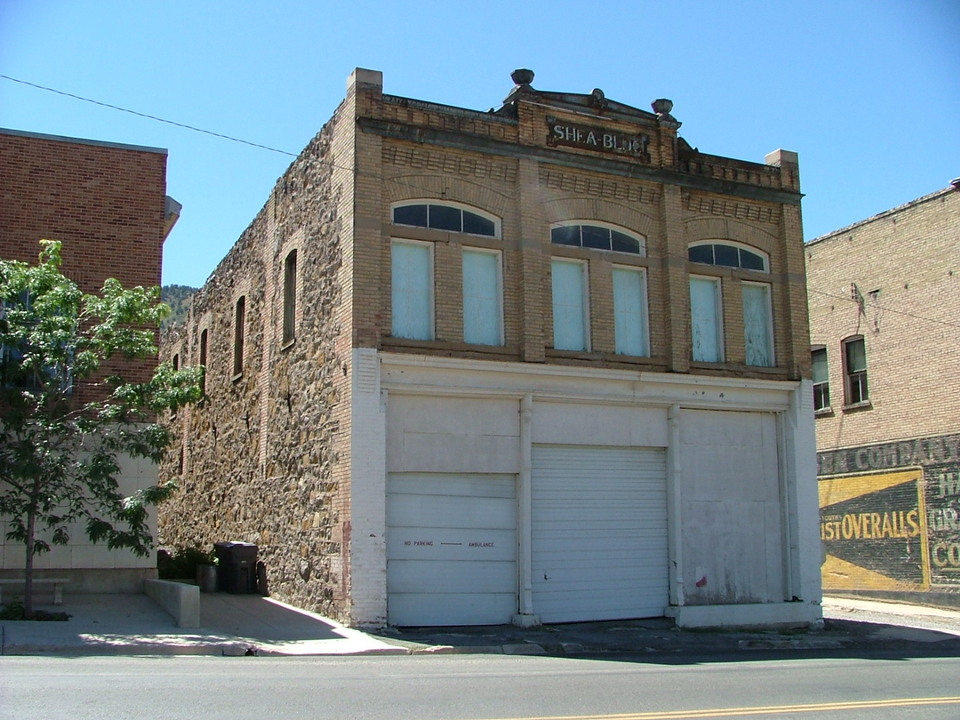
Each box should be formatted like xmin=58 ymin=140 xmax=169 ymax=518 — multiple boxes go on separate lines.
xmin=393 ymin=202 xmax=499 ymax=238
xmin=688 ymin=241 xmax=768 ymax=272
xmin=551 ymin=223 xmax=645 ymax=255
xmin=282 ymin=250 xmax=297 ymax=345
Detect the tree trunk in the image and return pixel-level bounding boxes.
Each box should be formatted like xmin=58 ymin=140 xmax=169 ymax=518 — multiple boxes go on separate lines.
xmin=23 ymin=481 xmax=39 ymax=619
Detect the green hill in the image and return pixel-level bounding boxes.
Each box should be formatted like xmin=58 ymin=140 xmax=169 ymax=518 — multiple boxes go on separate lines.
xmin=161 ymin=284 xmax=197 ymax=328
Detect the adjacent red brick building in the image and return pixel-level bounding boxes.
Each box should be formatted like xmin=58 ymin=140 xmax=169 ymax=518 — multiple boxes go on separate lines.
xmin=0 ymin=127 xmax=180 ymax=591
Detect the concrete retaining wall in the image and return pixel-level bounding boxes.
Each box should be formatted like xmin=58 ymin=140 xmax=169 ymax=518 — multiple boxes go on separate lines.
xmin=144 ymin=579 xmax=200 ymax=628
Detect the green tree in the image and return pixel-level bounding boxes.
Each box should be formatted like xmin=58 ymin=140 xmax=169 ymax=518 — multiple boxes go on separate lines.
xmin=0 ymin=241 xmax=202 ymax=618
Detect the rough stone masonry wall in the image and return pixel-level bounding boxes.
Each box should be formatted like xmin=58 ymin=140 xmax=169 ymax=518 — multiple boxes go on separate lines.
xmin=159 ymin=110 xmax=352 ymax=621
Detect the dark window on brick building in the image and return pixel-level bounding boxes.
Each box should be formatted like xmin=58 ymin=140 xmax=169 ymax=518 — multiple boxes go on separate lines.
xmin=843 ymin=336 xmax=869 ymax=407
xmin=811 ymin=346 xmax=830 ymax=413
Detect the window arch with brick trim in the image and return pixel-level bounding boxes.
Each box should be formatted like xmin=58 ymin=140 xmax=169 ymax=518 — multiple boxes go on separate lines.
xmin=688 ymin=240 xmax=775 ymax=367
xmin=389 ymin=201 xmax=504 ymax=345
xmin=392 ymin=201 xmax=500 ymax=238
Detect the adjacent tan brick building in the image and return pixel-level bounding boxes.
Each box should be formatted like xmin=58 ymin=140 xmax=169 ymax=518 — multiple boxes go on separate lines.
xmin=161 ymin=69 xmax=820 ymax=628
xmin=0 ymin=127 xmax=180 ymax=590
xmin=808 ymin=181 xmax=960 ymax=607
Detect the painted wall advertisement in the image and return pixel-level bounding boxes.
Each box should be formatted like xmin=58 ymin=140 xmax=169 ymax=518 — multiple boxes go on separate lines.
xmin=818 ymin=433 xmax=960 ymax=593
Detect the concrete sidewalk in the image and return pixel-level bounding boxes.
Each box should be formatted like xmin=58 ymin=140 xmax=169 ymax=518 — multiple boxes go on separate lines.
xmin=2 ymin=592 xmax=959 ymax=657
xmin=0 ymin=593 xmax=406 ymax=656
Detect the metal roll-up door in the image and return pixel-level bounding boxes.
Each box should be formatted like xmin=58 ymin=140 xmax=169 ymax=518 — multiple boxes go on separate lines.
xmin=387 ymin=473 xmax=517 ymax=626
xmin=532 ymin=445 xmax=668 ymax=623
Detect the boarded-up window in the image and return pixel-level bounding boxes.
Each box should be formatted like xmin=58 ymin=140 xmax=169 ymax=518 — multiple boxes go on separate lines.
xmin=613 ymin=266 xmax=649 ymax=357
xmin=690 ymin=276 xmax=722 ymax=362
xmin=551 ymin=259 xmax=588 ymax=351
xmin=462 ymin=248 xmax=502 ymax=346
xmin=391 ymin=240 xmax=433 ymax=340
xmin=742 ymin=282 xmax=774 ymax=367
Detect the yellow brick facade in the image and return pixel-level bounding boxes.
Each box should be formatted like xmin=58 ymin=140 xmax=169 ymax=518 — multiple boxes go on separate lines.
xmin=160 ymin=69 xmax=816 ymax=625
xmin=808 ymin=182 xmax=960 ymax=606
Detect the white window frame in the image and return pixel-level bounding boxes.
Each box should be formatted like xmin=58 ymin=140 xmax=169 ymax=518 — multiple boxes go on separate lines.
xmin=811 ymin=346 xmax=830 ymax=413
xmin=461 ymin=247 xmax=504 ymax=346
xmin=551 ymin=258 xmax=590 ymax=352
xmin=690 ymin=275 xmax=724 ymax=363
xmin=742 ymin=281 xmax=775 ymax=367
xmin=612 ymin=265 xmax=650 ymax=357
xmin=391 ymin=239 xmax=435 ymax=341
xmin=842 ymin=335 xmax=869 ymax=407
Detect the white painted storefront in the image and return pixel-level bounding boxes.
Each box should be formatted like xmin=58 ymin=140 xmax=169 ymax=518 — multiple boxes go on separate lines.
xmin=349 ymin=349 xmax=821 ymax=629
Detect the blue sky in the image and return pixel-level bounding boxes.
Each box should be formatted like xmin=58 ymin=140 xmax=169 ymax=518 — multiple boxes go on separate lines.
xmin=2 ymin=0 xmax=958 ymax=288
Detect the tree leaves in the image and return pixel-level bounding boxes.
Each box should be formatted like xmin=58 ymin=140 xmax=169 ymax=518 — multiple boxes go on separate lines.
xmin=0 ymin=240 xmax=203 ymax=616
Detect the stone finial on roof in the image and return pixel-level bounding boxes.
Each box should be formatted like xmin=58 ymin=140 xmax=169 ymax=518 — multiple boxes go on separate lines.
xmin=652 ymin=98 xmax=680 ymax=128
xmin=511 ymin=69 xmax=535 ymax=86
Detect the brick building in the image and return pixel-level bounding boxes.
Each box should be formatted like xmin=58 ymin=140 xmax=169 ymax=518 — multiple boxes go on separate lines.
xmin=160 ymin=69 xmax=820 ymax=628
xmin=0 ymin=127 xmax=179 ymax=591
xmin=808 ymin=181 xmax=960 ymax=607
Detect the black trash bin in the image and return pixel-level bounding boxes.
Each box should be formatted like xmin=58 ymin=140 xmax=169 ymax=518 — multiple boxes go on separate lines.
xmin=214 ymin=541 xmax=258 ymax=594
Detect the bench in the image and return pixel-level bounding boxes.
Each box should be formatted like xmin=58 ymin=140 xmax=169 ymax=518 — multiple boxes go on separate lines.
xmin=0 ymin=578 xmax=70 ymax=606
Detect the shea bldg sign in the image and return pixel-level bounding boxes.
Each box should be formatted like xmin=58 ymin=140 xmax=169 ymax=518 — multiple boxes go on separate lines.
xmin=547 ymin=116 xmax=651 ymax=159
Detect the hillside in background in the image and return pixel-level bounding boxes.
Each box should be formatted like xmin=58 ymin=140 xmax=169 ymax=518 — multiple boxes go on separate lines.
xmin=161 ymin=284 xmax=197 ymax=328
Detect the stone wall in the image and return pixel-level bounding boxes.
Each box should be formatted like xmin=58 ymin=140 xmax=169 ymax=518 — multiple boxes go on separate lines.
xmin=159 ymin=105 xmax=354 ymax=621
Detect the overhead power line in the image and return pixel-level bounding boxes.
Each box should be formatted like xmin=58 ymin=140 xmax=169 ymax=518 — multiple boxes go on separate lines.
xmin=1 ymin=73 xmax=297 ymax=157
xmin=5 ymin=76 xmax=957 ymax=333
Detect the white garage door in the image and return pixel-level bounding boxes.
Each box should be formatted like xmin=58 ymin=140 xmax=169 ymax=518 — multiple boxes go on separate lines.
xmin=387 ymin=473 xmax=517 ymax=626
xmin=532 ymin=445 xmax=668 ymax=623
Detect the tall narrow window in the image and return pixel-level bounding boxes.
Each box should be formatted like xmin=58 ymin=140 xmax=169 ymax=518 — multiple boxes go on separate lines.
xmin=742 ymin=283 xmax=774 ymax=367
xmin=171 ymin=353 xmax=180 ymax=417
xmin=551 ymin=259 xmax=589 ymax=351
xmin=391 ymin=240 xmax=433 ymax=340
xmin=283 ymin=250 xmax=297 ymax=345
xmin=233 ymin=296 xmax=246 ymax=377
xmin=198 ymin=329 xmax=208 ymax=394
xmin=613 ymin=266 xmax=649 ymax=356
xmin=812 ymin=347 xmax=830 ymax=412
xmin=690 ymin=276 xmax=723 ymax=362
xmin=843 ymin=336 xmax=869 ymax=406
xmin=462 ymin=248 xmax=503 ymax=346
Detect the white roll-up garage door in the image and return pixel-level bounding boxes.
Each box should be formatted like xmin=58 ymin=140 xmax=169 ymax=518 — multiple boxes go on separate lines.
xmin=387 ymin=473 xmax=517 ymax=626
xmin=532 ymin=445 xmax=668 ymax=623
